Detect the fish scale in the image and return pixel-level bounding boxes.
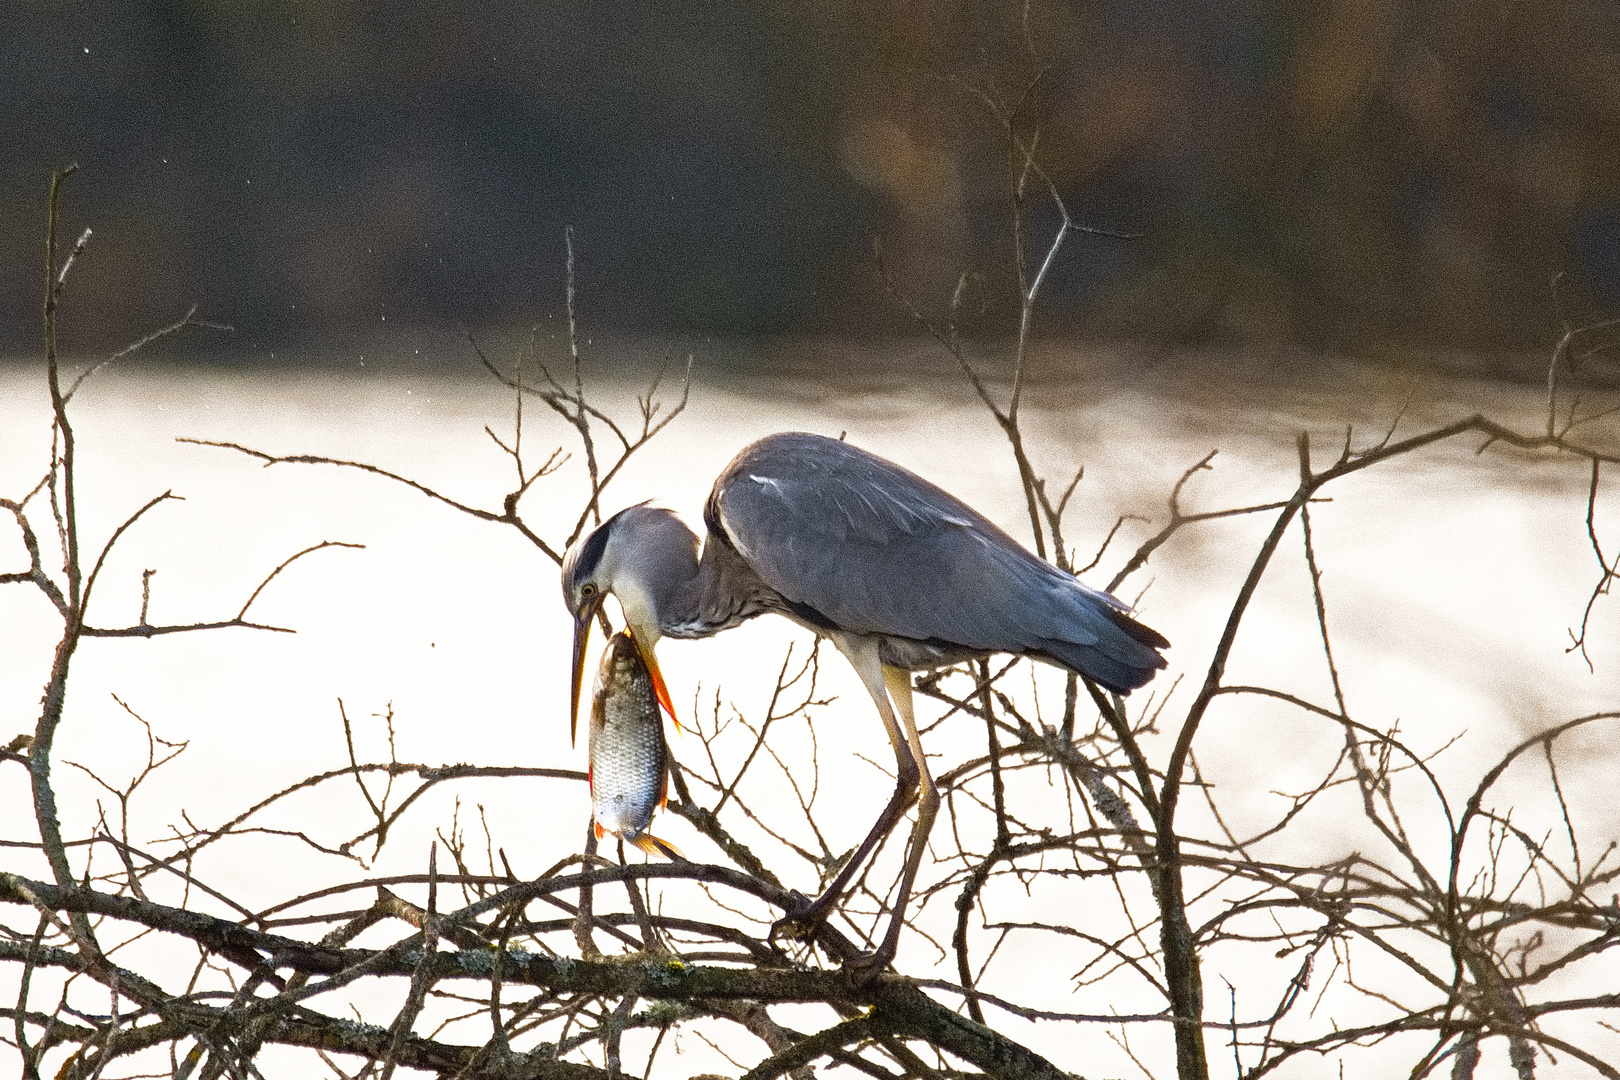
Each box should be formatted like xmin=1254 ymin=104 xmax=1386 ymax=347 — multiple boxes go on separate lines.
xmin=588 ymin=630 xmax=681 ymax=859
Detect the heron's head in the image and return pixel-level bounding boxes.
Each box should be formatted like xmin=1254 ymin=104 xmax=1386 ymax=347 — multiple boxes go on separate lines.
xmin=561 ymin=506 xmax=694 ymax=742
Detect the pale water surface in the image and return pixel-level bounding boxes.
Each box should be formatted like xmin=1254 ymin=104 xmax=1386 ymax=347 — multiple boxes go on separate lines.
xmin=2 ymin=343 xmax=1616 ymax=1077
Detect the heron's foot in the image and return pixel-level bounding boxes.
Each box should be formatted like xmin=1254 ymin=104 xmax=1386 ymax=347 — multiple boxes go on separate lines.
xmin=769 ymin=890 xmax=833 ymax=944
xmin=840 ymin=944 xmax=896 ymax=988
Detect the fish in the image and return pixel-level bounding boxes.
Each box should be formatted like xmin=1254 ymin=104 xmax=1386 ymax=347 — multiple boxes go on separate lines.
xmin=588 ymin=629 xmax=683 ymax=860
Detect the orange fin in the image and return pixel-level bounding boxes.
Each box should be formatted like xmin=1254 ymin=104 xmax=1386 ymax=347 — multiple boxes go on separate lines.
xmin=629 ymin=832 xmax=683 ymax=860
xmin=593 ymin=819 xmax=606 ymax=840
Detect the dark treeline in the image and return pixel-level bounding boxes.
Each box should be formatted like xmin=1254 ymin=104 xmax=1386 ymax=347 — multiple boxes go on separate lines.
xmin=3 ymin=0 xmax=1619 ymax=363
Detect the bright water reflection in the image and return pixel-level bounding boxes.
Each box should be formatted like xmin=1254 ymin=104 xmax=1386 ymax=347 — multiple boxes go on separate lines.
xmin=1 ymin=344 xmax=1616 ymax=1077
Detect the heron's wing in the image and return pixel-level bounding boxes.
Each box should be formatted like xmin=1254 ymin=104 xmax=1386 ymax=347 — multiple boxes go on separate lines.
xmin=709 ymin=433 xmax=1166 ymax=686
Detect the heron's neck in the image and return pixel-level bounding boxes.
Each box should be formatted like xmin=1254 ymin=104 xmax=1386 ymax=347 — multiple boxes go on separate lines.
xmin=656 ymin=533 xmax=773 ymax=640
xmin=609 ymin=514 xmax=707 ymax=642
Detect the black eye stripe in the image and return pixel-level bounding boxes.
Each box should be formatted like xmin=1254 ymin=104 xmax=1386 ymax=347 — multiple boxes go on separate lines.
xmin=572 ymin=519 xmax=616 ymax=584
xmin=569 ymin=504 xmax=648 ymax=591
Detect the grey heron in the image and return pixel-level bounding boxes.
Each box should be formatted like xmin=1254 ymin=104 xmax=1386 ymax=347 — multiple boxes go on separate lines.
xmin=562 ymin=431 xmax=1168 ymax=974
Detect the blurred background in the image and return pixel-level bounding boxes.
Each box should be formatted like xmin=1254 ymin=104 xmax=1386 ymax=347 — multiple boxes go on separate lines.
xmin=3 ymin=0 xmax=1620 ymax=367
xmin=4 ymin=9 xmax=1618 ymax=1073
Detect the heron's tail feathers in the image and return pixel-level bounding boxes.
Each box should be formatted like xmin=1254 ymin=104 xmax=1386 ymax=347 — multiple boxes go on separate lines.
xmin=1039 ymin=607 xmax=1169 ymax=694
xmin=1101 ymin=604 xmax=1170 ymax=650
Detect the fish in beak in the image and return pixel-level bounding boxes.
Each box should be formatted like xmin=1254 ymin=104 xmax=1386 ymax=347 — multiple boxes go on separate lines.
xmin=588 ymin=630 xmax=683 ymax=860
xmin=570 ymin=597 xmax=679 ymax=744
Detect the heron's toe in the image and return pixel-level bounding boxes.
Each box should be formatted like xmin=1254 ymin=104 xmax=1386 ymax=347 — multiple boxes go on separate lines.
xmin=768 ymin=890 xmax=821 ymax=943
xmin=841 ymin=947 xmax=894 ymax=988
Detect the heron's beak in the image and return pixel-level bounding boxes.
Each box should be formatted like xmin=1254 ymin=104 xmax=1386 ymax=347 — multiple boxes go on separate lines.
xmin=625 ymin=625 xmax=680 ymax=734
xmin=569 ymin=593 xmax=605 ymax=745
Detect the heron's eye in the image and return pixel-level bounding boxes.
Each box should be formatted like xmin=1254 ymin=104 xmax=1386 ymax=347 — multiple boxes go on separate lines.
xmin=580 ymin=583 xmax=598 ymax=599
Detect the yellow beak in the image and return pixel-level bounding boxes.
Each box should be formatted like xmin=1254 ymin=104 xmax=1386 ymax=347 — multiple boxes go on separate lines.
xmin=625 ymin=625 xmax=680 ymax=735
xmin=569 ymin=593 xmax=605 ymax=745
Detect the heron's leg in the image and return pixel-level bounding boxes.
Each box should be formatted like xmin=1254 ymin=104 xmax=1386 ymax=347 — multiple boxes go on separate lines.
xmin=771 ymin=635 xmax=918 ymax=942
xmin=859 ymin=664 xmax=938 ymax=973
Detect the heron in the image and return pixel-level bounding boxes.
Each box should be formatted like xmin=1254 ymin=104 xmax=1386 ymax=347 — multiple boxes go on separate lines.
xmin=562 ymin=431 xmax=1168 ymax=975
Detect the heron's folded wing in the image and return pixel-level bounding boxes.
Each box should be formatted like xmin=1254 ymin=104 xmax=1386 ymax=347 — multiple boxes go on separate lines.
xmin=710 ymin=433 xmax=1139 ymax=659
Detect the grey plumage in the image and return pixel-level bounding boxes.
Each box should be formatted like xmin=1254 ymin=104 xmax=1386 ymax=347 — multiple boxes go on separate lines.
xmin=700 ymin=432 xmax=1167 ymax=691
xmin=561 ymin=430 xmax=1168 ymax=973
xmin=562 ymin=432 xmax=1166 ymax=692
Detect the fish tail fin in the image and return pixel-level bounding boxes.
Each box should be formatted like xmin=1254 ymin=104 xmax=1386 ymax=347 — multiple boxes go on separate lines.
xmin=630 ymin=833 xmax=683 ymax=861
